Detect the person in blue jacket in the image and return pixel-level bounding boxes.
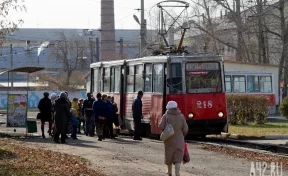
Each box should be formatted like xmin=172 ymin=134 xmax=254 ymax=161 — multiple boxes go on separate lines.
xmin=132 ymin=91 xmax=143 ymax=140
xmin=103 ymin=96 xmax=116 ymax=139
xmin=93 ymin=93 xmax=109 ymax=141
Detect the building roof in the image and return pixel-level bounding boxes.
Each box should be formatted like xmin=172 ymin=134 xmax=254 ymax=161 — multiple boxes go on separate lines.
xmin=7 ymin=28 xmax=142 ymax=42
xmin=224 ymin=60 xmax=279 ymax=68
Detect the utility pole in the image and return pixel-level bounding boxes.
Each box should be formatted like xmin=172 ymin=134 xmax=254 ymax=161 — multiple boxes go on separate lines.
xmin=89 ymin=37 xmax=94 ymax=64
xmin=96 ymin=37 xmax=100 ymax=62
xmin=140 ymin=0 xmax=147 ymax=57
xmin=10 ymin=44 xmax=13 ymax=90
xmin=119 ymin=38 xmax=124 ymax=59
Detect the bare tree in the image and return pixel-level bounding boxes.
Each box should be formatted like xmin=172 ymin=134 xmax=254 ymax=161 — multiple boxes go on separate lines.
xmin=36 ymin=32 xmax=89 ymax=91
xmin=0 ymin=0 xmax=25 ymax=46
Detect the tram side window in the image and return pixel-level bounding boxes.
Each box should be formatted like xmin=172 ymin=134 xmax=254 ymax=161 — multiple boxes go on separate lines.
xmin=94 ymin=68 xmax=100 ymax=93
xmin=144 ymin=64 xmax=152 ymax=92
xmin=103 ymin=68 xmax=111 ymax=92
xmin=114 ymin=67 xmax=121 ymax=92
xmin=232 ymin=76 xmax=246 ymax=93
xmin=126 ymin=66 xmax=134 ymax=92
xmin=135 ymin=65 xmax=143 ymax=92
xmin=225 ymin=75 xmax=232 ymax=93
xmin=260 ymin=76 xmax=272 ymax=93
xmin=153 ymin=64 xmax=164 ymax=93
xmin=111 ymin=68 xmax=115 ymax=92
xmin=169 ymin=63 xmax=183 ymax=94
xmin=247 ymin=76 xmax=260 ymax=93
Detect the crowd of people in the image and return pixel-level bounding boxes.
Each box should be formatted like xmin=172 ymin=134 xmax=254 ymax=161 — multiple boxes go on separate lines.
xmin=38 ymin=90 xmax=188 ymax=176
xmin=38 ymin=91 xmax=119 ymax=143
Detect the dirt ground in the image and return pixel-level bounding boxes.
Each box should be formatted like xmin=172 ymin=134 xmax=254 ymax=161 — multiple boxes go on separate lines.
xmin=6 ymin=134 xmax=277 ymax=176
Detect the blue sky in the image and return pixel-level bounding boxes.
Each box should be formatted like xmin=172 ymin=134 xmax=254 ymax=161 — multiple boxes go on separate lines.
xmin=10 ymin=0 xmax=162 ymax=29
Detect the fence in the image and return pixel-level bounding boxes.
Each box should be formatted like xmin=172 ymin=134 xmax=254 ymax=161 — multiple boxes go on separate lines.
xmin=0 ymin=90 xmax=87 ymax=109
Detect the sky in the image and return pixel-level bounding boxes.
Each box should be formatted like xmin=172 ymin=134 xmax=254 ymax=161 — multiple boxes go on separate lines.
xmin=10 ymin=0 xmax=166 ymax=30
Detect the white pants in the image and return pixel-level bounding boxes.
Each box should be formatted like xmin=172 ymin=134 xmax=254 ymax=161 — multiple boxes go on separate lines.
xmin=167 ymin=163 xmax=181 ymax=176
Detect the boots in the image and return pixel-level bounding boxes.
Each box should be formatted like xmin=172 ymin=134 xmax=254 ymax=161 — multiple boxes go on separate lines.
xmin=167 ymin=164 xmax=172 ymax=176
xmin=175 ymin=163 xmax=181 ymax=176
xmin=41 ymin=126 xmax=45 ymax=138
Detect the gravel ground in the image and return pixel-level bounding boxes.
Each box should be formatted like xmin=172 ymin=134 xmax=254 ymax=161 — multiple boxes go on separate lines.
xmin=7 ymin=135 xmax=272 ymax=176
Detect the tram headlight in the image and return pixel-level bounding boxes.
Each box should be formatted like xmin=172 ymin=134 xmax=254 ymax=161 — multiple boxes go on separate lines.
xmin=188 ymin=113 xmax=194 ymax=119
xmin=218 ymin=111 xmax=224 ymax=118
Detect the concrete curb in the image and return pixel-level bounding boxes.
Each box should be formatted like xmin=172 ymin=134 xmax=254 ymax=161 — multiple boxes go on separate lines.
xmin=212 ymin=133 xmax=288 ymax=140
xmin=265 ymin=135 xmax=288 ymax=140
xmin=0 ymin=131 xmax=41 ymax=137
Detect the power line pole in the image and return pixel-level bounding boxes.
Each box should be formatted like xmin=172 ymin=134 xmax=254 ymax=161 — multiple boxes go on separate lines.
xmin=89 ymin=37 xmax=94 ymax=64
xmin=140 ymin=0 xmax=147 ymax=56
xmin=96 ymin=37 xmax=100 ymax=62
xmin=10 ymin=44 xmax=13 ymax=90
xmin=119 ymin=38 xmax=124 ymax=59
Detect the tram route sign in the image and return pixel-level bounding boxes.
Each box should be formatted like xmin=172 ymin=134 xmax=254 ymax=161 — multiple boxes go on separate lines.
xmin=186 ymin=63 xmax=219 ymax=71
xmin=196 ymin=100 xmax=213 ymax=109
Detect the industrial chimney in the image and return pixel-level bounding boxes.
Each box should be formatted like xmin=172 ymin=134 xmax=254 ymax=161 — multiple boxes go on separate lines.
xmin=100 ymin=0 xmax=116 ymax=61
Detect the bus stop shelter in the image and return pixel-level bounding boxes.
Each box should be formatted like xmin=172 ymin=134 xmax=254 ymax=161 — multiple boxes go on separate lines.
xmin=0 ymin=66 xmax=44 ymax=136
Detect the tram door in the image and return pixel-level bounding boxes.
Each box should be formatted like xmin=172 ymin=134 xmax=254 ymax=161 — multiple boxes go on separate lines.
xmin=150 ymin=63 xmax=167 ymax=135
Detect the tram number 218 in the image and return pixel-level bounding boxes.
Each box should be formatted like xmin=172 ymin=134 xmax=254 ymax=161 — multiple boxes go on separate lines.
xmin=196 ymin=101 xmax=213 ymax=109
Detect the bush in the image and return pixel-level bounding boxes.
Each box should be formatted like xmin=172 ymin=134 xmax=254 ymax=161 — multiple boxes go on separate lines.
xmin=227 ymin=94 xmax=270 ymax=125
xmin=279 ymin=97 xmax=288 ymax=119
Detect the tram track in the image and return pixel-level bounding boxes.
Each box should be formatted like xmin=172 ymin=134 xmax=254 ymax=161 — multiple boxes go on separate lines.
xmin=119 ymin=130 xmax=288 ymax=157
xmin=186 ymin=137 xmax=288 ymax=158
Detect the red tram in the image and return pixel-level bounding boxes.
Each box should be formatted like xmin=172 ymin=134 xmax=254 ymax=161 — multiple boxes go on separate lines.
xmin=90 ymin=54 xmax=228 ymax=137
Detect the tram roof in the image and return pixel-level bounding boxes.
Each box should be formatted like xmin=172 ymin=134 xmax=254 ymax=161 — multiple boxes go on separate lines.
xmin=90 ymin=54 xmax=224 ymax=68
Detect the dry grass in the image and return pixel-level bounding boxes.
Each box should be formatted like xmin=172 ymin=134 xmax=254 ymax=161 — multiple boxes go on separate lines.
xmin=0 ymin=139 xmax=105 ymax=176
xmin=229 ymin=123 xmax=288 ymax=136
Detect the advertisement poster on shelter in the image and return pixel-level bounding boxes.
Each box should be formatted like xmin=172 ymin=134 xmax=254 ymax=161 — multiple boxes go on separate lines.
xmin=7 ymin=94 xmax=27 ymax=127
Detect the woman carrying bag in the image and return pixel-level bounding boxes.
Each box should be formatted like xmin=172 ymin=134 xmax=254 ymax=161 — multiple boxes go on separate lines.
xmin=159 ymin=101 xmax=189 ymax=176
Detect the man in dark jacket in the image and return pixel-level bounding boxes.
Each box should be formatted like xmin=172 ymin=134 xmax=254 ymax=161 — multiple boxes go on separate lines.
xmin=38 ymin=92 xmax=52 ymax=138
xmin=132 ymin=91 xmax=143 ymax=140
xmin=93 ymin=93 xmax=109 ymax=141
xmin=82 ymin=93 xmax=95 ymax=136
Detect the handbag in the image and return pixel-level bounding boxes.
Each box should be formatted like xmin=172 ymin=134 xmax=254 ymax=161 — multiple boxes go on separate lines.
xmin=36 ymin=113 xmax=42 ymax=120
xmin=183 ymin=142 xmax=190 ymax=164
xmin=160 ymin=116 xmax=174 ymax=141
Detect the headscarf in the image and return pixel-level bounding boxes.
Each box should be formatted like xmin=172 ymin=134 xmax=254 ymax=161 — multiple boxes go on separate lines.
xmin=166 ymin=101 xmax=178 ymax=110
xmin=50 ymin=93 xmax=57 ymax=101
xmin=60 ymin=92 xmax=67 ymax=99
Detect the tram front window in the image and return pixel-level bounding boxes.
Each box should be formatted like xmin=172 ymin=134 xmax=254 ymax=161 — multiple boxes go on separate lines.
xmin=185 ymin=62 xmax=222 ymax=93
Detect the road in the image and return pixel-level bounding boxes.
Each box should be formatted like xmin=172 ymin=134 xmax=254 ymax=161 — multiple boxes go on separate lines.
xmin=0 ymin=112 xmax=287 ymax=176
xmin=13 ymin=135 xmax=258 ymax=176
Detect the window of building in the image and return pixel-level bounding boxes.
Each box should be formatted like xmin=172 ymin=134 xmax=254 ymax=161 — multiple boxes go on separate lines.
xmin=260 ymin=76 xmax=272 ymax=93
xmin=126 ymin=66 xmax=134 ymax=92
xmin=103 ymin=68 xmax=111 ymax=92
xmin=114 ymin=67 xmax=121 ymax=93
xmin=225 ymin=75 xmax=232 ymax=93
xmin=232 ymin=75 xmax=246 ymax=93
xmin=169 ymin=63 xmax=182 ymax=94
xmin=247 ymin=76 xmax=260 ymax=93
xmin=135 ymin=65 xmax=143 ymax=92
xmin=144 ymin=64 xmax=152 ymax=92
xmin=153 ymin=64 xmax=164 ymax=93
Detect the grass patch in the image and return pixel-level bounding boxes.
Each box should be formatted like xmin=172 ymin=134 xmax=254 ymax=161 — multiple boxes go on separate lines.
xmin=229 ymin=123 xmax=288 ymax=136
xmin=0 ymin=139 xmax=104 ymax=176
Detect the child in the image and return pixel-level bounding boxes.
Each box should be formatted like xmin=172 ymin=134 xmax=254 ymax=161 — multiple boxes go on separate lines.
xmin=70 ymin=108 xmax=79 ymax=140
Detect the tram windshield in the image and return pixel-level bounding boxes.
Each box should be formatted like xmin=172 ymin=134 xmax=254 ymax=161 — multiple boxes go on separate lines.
xmin=185 ymin=62 xmax=222 ymax=93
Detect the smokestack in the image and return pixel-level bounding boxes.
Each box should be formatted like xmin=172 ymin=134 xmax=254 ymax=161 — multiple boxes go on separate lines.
xmin=100 ymin=0 xmax=116 ymax=61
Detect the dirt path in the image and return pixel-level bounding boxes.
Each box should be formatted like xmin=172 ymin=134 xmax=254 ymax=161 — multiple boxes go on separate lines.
xmin=9 ymin=134 xmax=263 ymax=176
